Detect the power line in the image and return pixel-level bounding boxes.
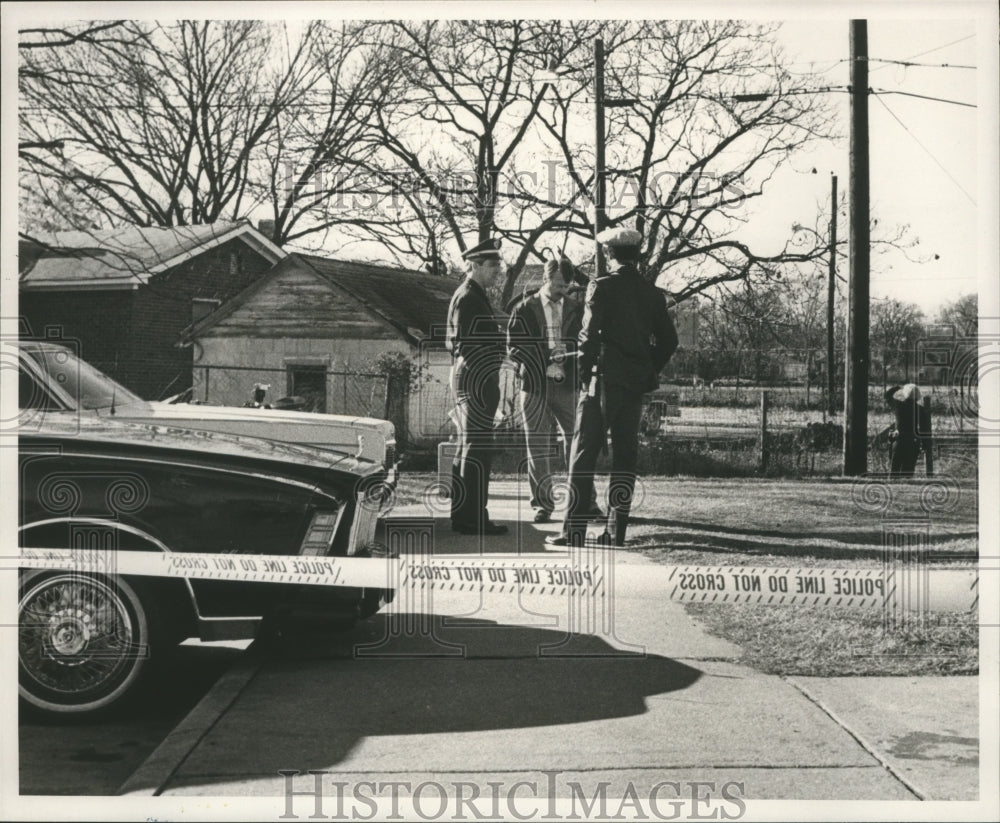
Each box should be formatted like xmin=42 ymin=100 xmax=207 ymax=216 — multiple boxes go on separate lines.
xmin=868 ymin=34 xmax=975 ymax=74
xmin=870 ymin=88 xmax=975 ymax=108
xmin=867 ymin=57 xmax=975 ymax=70
xmin=873 ymin=93 xmax=976 ymax=205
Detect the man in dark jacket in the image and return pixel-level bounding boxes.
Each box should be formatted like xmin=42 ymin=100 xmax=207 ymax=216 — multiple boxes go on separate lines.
xmin=546 ymin=227 xmax=678 ymax=547
xmin=446 ymin=237 xmax=508 ymax=535
xmin=507 ymin=258 xmax=599 ymax=523
xmin=885 ymin=383 xmax=924 ymax=477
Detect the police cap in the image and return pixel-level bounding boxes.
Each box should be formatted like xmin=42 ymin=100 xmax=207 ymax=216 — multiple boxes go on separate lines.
xmin=462 ymin=238 xmax=503 ymax=262
xmin=595 ymin=227 xmax=642 ymax=247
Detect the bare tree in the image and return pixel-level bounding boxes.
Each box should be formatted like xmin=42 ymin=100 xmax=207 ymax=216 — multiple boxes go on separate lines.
xmin=341 ymin=20 xmax=603 ymax=280
xmin=516 ymin=21 xmax=837 ymax=305
xmin=19 ymin=19 xmax=405 ymax=251
xmin=343 ymin=19 xmax=839 ymax=302
xmin=250 ymin=21 xmax=406 ymax=247
xmin=19 ymin=21 xmax=319 ymax=231
xmin=18 ymin=21 xmax=130 ymax=52
xmin=871 ymin=298 xmax=925 ymax=388
xmin=935 ymin=293 xmax=977 ymax=337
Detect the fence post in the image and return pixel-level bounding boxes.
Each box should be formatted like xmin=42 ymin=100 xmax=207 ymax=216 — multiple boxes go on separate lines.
xmin=758 ymin=390 xmax=769 ymax=473
xmin=385 ymin=374 xmax=410 ymax=453
xmin=921 ymin=395 xmax=934 ymax=477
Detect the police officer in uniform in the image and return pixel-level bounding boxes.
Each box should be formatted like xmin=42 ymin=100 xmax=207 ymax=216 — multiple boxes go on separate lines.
xmin=446 ymin=237 xmax=509 ymax=535
xmin=546 ymin=227 xmax=678 ymax=547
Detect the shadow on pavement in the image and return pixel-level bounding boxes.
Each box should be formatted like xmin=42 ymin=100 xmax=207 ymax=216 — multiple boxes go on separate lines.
xmin=162 ymin=616 xmax=703 ymax=790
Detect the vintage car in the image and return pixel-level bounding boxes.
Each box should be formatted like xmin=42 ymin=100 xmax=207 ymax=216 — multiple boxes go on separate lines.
xmin=16 ymin=339 xmax=398 ymax=498
xmin=17 ymin=413 xmax=393 ymax=717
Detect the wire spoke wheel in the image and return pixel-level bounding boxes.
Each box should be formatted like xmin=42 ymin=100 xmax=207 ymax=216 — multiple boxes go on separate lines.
xmin=19 ymin=573 xmax=153 ymax=716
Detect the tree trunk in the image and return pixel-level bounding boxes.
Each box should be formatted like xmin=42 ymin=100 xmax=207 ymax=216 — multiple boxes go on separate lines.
xmin=805 ymin=350 xmax=812 ymax=407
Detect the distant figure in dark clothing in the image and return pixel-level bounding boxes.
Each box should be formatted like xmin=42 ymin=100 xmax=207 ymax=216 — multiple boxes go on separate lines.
xmin=885 ymin=383 xmax=922 ymax=477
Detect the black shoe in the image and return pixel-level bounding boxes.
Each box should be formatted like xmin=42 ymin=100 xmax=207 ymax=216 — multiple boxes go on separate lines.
xmin=544 ymin=533 xmax=588 ymax=547
xmin=591 ymin=531 xmax=614 ymax=548
xmin=533 ymin=509 xmax=552 ymax=524
xmin=452 ymin=521 xmax=509 ymax=536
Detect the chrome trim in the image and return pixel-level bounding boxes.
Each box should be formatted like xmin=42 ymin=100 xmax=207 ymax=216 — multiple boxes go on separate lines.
xmin=21 ymin=518 xmax=267 ymax=633
xmin=19 ymin=516 xmax=172 ymax=552
xmin=15 ymin=346 xmax=74 ymax=411
xmin=19 ymin=516 xmax=203 ymax=622
xmin=33 ymin=448 xmax=345 ymax=505
xmin=347 ymin=491 xmax=379 ymax=556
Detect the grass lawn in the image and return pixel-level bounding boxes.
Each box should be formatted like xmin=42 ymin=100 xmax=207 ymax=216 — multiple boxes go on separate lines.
xmin=625 ymin=476 xmax=976 ymax=564
xmin=685 ymin=603 xmax=978 ymax=676
xmin=627 ymin=477 xmax=980 ymax=675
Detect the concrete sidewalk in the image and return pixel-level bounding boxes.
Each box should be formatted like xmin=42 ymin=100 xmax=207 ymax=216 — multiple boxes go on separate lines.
xmin=119 ymin=497 xmax=981 ymax=803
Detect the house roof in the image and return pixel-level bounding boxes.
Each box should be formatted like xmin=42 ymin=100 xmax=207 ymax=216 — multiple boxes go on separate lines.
xmin=183 ymin=252 xmax=458 ymax=346
xmin=300 ymin=254 xmax=456 ymax=343
xmin=19 ymin=221 xmax=286 ymax=291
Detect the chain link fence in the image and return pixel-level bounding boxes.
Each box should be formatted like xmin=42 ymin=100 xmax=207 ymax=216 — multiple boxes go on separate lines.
xmin=472 ymin=342 xmax=980 ymax=479
xmin=631 ymin=385 xmax=977 ymax=478
xmin=183 ymin=344 xmax=977 ymax=480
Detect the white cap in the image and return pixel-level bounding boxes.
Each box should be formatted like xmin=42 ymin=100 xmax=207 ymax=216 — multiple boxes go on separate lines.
xmin=892 ymin=384 xmax=921 ymax=403
xmin=595 ymin=227 xmax=642 ymax=247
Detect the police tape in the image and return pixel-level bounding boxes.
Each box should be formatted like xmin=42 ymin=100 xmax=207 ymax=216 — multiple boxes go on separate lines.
xmin=15 ymin=548 xmax=604 ymax=597
xmin=660 ymin=565 xmax=977 ymax=612
xmin=14 ymin=548 xmax=978 ymax=612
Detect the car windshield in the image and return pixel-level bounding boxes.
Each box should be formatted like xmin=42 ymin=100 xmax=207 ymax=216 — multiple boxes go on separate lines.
xmin=21 ymin=343 xmax=147 ymax=411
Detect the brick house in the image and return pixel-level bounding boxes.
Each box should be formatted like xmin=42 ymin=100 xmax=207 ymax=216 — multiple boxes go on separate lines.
xmin=182 ymin=253 xmax=456 ymax=444
xmin=18 ymin=222 xmax=285 ymax=399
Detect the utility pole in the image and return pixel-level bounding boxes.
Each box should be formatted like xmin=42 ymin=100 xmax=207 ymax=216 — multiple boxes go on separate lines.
xmin=844 ymin=20 xmax=870 ymax=476
xmin=594 ymin=38 xmax=608 ymax=278
xmin=828 ymin=174 xmax=838 ymax=417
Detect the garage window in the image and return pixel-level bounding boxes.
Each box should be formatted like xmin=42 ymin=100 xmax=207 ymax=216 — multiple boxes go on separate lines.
xmin=287 ymin=364 xmax=327 ymax=413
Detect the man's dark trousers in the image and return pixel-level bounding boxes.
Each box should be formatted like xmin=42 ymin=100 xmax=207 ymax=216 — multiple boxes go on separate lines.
xmin=563 ymin=384 xmax=644 ymax=545
xmin=889 ymin=435 xmax=920 ymax=477
xmin=451 ymin=376 xmax=500 ymax=528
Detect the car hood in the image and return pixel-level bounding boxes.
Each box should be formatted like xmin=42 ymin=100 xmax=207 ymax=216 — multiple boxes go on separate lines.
xmin=126 ymin=402 xmax=394 ymax=457
xmin=21 ymin=415 xmax=381 ymax=480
